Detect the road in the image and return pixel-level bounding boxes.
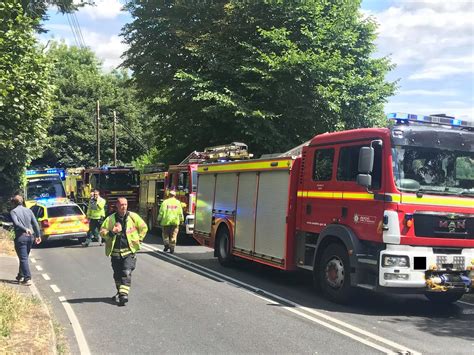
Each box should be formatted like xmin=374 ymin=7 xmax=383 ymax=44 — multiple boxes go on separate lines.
xmin=29 ymin=233 xmax=474 ymax=354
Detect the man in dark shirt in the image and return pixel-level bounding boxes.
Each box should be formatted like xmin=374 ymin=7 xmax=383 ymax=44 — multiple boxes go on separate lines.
xmin=10 ymin=195 xmax=41 ymax=285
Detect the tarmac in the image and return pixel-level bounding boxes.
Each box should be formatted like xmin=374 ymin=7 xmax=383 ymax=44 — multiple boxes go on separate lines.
xmin=0 ymin=254 xmax=57 ymax=354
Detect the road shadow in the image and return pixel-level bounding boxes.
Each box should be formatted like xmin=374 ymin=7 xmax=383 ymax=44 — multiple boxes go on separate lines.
xmin=141 ymin=246 xmax=474 ymax=342
xmin=66 ymin=297 xmax=116 ymax=306
xmin=144 ymin=230 xmax=199 ymax=247
xmin=0 ymin=278 xmax=21 ymax=285
xmin=34 ymin=239 xmax=83 ymax=249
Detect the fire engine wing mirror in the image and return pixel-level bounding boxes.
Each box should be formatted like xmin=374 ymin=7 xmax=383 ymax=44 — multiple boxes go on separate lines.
xmin=358 ymin=146 xmax=374 ymax=174
xmin=357 ymin=146 xmax=374 ymax=189
xmin=357 ymin=174 xmax=372 ymax=188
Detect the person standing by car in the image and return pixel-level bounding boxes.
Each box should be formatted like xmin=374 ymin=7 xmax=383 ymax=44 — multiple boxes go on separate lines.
xmin=100 ymin=197 xmax=148 ymax=306
xmin=158 ymin=190 xmax=184 ymax=254
xmin=83 ymin=189 xmax=106 ymax=247
xmin=10 ymin=195 xmax=41 ymax=285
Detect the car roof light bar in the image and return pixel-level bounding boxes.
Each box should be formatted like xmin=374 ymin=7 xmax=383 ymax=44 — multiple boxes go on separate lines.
xmin=387 ymin=112 xmax=473 ymax=130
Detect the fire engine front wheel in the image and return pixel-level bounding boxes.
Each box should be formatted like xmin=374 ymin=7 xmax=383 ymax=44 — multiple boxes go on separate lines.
xmin=216 ymin=229 xmax=233 ymax=267
xmin=319 ymin=244 xmax=353 ymax=304
xmin=425 ymin=291 xmax=464 ymax=303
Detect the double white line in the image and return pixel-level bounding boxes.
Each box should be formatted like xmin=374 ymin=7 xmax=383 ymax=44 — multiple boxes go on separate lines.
xmin=141 ymin=242 xmax=421 ymax=354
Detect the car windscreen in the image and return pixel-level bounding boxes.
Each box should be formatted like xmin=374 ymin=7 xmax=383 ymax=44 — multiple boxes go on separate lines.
xmin=47 ymin=205 xmax=83 ymax=218
xmin=27 ymin=179 xmax=66 ymax=199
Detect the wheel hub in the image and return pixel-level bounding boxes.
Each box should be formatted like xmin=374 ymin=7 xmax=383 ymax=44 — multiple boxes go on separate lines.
xmin=325 ymin=257 xmax=344 ymax=289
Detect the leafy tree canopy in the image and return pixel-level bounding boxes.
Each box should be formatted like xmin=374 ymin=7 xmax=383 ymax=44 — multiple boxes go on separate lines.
xmin=122 ymin=0 xmax=396 ymax=164
xmin=0 ymin=0 xmax=54 ymax=207
xmin=20 ymin=0 xmax=91 ymax=32
xmin=32 ymin=42 xmax=149 ymax=169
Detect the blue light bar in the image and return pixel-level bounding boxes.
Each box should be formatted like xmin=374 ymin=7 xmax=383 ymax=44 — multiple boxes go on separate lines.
xmin=26 ymin=168 xmax=66 ymax=180
xmin=387 ymin=112 xmax=473 ymax=129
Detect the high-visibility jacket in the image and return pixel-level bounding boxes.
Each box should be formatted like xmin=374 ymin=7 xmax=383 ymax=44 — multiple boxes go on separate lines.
xmin=158 ymin=197 xmax=184 ymax=227
xmin=100 ymin=211 xmax=148 ymax=256
xmin=87 ymin=196 xmax=106 ymax=220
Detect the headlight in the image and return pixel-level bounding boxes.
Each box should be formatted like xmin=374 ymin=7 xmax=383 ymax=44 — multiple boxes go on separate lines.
xmin=382 ymin=255 xmax=410 ymax=268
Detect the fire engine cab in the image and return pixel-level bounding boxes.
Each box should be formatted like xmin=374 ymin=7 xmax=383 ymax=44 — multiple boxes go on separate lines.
xmin=193 ymin=113 xmax=474 ymax=303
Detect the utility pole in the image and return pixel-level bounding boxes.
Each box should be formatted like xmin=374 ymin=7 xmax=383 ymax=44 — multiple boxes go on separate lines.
xmin=113 ymin=110 xmax=117 ymax=166
xmin=96 ymin=100 xmax=100 ymax=167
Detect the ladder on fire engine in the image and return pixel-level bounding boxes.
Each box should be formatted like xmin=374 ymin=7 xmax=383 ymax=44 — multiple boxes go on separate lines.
xmin=179 ymin=142 xmax=253 ymax=165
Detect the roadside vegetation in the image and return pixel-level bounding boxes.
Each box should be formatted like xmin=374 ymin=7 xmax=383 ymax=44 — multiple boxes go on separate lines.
xmin=0 ymin=228 xmax=67 ymax=353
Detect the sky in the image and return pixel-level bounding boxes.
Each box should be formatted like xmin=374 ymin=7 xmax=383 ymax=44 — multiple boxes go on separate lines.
xmin=40 ymin=0 xmax=474 ymax=121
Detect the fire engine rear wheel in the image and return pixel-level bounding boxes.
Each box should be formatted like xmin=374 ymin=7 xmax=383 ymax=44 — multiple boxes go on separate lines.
xmin=216 ymin=229 xmax=233 ymax=267
xmin=147 ymin=214 xmax=153 ymax=232
xmin=425 ymin=291 xmax=464 ymax=303
xmin=319 ymin=244 xmax=353 ymax=304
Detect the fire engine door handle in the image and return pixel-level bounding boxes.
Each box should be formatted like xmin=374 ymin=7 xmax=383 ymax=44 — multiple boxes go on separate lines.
xmin=306 ymin=204 xmax=312 ymax=215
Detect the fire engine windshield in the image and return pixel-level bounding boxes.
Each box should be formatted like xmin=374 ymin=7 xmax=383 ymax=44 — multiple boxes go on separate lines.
xmin=98 ymin=172 xmax=139 ymax=190
xmin=27 ymin=179 xmax=67 ymax=199
xmin=392 ymin=146 xmax=474 ymax=196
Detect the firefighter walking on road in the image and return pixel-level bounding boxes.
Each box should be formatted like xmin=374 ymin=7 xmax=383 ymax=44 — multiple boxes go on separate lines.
xmin=83 ymin=189 xmax=106 ymax=247
xmin=158 ymin=190 xmax=184 ymax=254
xmin=100 ymin=197 xmax=148 ymax=306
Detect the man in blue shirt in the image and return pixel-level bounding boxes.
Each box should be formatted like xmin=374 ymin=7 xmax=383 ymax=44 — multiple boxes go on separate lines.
xmin=10 ymin=195 xmax=41 ymax=285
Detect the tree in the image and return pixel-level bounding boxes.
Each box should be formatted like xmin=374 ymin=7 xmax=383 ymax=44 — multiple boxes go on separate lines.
xmin=122 ymin=0 xmax=396 ymax=163
xmin=32 ymin=42 xmax=148 ymax=169
xmin=0 ymin=0 xmax=54 ymax=208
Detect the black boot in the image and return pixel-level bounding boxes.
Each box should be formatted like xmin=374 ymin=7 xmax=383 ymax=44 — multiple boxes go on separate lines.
xmin=112 ymin=293 xmax=119 ymax=303
xmin=163 ymin=245 xmax=169 ymax=252
xmin=118 ymin=294 xmax=128 ymax=306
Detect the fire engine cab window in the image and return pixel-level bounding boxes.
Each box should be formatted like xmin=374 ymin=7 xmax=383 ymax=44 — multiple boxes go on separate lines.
xmin=313 ymin=149 xmax=334 ymax=181
xmin=337 ymin=144 xmax=382 ymax=189
xmin=179 ymin=172 xmax=189 ymax=191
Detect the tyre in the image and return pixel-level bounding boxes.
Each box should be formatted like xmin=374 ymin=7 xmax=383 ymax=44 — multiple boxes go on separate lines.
xmin=425 ymin=291 xmax=464 ymax=303
xmin=216 ymin=228 xmax=233 ymax=267
xmin=147 ymin=214 xmax=154 ymax=232
xmin=318 ymin=243 xmax=353 ymax=304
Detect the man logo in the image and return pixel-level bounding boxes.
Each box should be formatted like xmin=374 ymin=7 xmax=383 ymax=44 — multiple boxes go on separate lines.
xmin=439 ymin=219 xmax=466 ymax=233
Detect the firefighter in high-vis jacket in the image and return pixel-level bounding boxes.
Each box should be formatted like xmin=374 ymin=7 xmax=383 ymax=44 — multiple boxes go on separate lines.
xmin=100 ymin=197 xmax=148 ymax=306
xmin=83 ymin=189 xmax=106 ymax=247
xmin=158 ymin=190 xmax=184 ymax=254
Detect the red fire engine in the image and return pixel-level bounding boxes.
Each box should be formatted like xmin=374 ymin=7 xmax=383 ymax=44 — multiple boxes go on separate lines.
xmin=193 ymin=113 xmax=474 ymax=303
xmin=166 ymin=142 xmax=251 ymax=235
xmin=82 ymin=166 xmax=140 ymax=213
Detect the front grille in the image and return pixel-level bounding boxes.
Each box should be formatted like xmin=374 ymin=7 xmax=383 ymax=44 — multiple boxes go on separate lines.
xmin=414 ymin=212 xmax=474 ymax=239
xmin=436 ymin=255 xmax=465 ymax=270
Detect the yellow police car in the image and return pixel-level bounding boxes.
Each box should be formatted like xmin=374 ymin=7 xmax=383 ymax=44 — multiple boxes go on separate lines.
xmin=30 ymin=198 xmax=89 ymax=243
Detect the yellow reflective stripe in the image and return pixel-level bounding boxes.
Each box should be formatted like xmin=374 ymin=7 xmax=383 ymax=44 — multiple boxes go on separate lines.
xmin=343 ymin=192 xmax=374 ymax=200
xmin=119 ymin=285 xmax=130 ymax=294
xmin=198 ymin=159 xmax=292 ymax=173
xmin=306 ymin=191 xmax=344 ymax=199
xmin=399 ymin=194 xmax=473 ymax=208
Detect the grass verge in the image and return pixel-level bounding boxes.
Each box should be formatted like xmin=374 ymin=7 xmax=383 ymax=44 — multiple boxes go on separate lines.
xmin=0 ymin=228 xmax=15 ymax=256
xmin=0 ymin=285 xmax=53 ymax=353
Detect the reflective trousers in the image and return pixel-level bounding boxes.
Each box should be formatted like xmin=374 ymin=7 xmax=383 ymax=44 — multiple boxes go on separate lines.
xmin=162 ymin=225 xmax=179 ymax=248
xmin=111 ymin=253 xmax=137 ymax=296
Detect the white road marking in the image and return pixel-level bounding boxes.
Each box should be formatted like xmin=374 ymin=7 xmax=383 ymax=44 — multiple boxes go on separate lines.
xmin=50 ymin=284 xmax=61 ymax=293
xmin=35 ymin=265 xmax=43 ymax=271
xmin=31 ymin=258 xmax=37 ymax=263
xmin=59 ymin=296 xmax=91 ymax=355
xmin=42 ymin=273 xmax=51 ymax=281
xmin=141 ymin=243 xmax=420 ymax=354
xmin=457 ymin=300 xmax=474 ymax=307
